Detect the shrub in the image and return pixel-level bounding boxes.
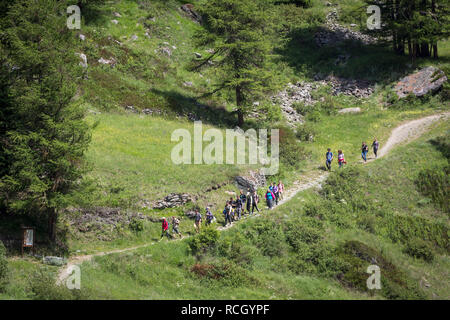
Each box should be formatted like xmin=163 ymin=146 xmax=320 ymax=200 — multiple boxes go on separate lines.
xmin=129 ymin=218 xmax=144 ymax=232
xmin=190 ymin=260 xmax=258 ymax=287
xmin=295 ymin=123 xmax=316 ymax=142
xmin=188 ymin=227 xmax=220 ymax=257
xmin=403 ymin=238 xmax=435 ymax=262
xmin=0 ymin=241 xmax=8 ymax=292
xmin=335 ymin=241 xmax=425 ymax=299
xmin=415 ymin=165 xmax=449 ymax=212
xmin=278 ymin=126 xmax=308 ymax=169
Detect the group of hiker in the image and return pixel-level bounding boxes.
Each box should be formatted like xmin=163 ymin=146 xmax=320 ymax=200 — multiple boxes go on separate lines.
xmin=159 ymin=181 xmax=286 ymax=240
xmin=160 ymin=138 xmax=381 ymax=240
xmin=325 ymin=138 xmax=379 ymax=171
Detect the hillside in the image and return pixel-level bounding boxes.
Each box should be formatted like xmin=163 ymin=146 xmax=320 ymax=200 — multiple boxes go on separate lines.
xmin=0 ymin=0 xmax=449 ymax=301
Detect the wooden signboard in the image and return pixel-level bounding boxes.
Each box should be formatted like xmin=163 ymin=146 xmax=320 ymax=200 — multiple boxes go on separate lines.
xmin=22 ymin=227 xmax=35 ymax=256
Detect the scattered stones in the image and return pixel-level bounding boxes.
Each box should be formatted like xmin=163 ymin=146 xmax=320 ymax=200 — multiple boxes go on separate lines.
xmin=194 ymin=52 xmax=202 ymax=58
xmin=180 ymin=4 xmax=202 ymax=23
xmin=43 ymin=256 xmax=67 ymax=266
xmin=125 ymin=105 xmax=138 ymax=113
xmin=235 ymin=170 xmax=266 ymax=192
xmin=111 ymin=19 xmax=119 ymax=25
xmin=157 ymin=46 xmax=172 ymax=57
xmin=324 ymin=75 xmax=374 ymax=98
xmin=395 ymin=66 xmax=448 ymax=98
xmin=76 ymin=53 xmax=88 ymax=68
xmin=64 ymin=207 xmax=151 ymax=233
xmin=142 ymin=108 xmax=163 ymax=116
xmin=183 ymin=81 xmax=194 ymax=87
xmin=152 ymin=193 xmax=193 ymax=209
xmin=314 ymin=10 xmax=376 ymax=47
xmin=113 ymin=12 xmax=122 ymax=18
xmin=338 ymin=107 xmax=361 ymax=114
xmin=98 ymin=57 xmax=116 ymax=67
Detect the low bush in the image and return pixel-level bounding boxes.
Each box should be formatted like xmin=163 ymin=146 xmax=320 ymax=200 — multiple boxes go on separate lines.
xmin=188 ymin=227 xmax=220 ymax=257
xmin=129 ymin=218 xmax=144 ymax=232
xmin=403 ymin=238 xmax=435 ymax=262
xmin=415 ymin=165 xmax=449 ymax=212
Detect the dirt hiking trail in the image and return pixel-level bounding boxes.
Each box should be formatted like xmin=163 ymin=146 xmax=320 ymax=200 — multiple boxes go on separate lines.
xmin=57 ymin=112 xmax=449 ymax=283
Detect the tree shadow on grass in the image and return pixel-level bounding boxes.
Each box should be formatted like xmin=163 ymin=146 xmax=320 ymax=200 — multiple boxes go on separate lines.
xmin=150 ymin=88 xmax=238 ymax=127
xmin=274 ymin=26 xmax=414 ymax=85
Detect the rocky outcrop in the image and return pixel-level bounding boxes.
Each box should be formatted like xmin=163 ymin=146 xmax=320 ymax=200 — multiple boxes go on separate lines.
xmin=180 ymin=4 xmax=202 ymax=23
xmin=64 ymin=207 xmax=150 ymax=232
xmin=315 ymin=10 xmax=376 ymax=47
xmin=152 ymin=193 xmax=193 ymax=209
xmin=395 ymin=66 xmax=448 ymax=98
xmin=323 ymin=75 xmax=374 ymax=98
xmin=235 ymin=170 xmax=266 ymax=192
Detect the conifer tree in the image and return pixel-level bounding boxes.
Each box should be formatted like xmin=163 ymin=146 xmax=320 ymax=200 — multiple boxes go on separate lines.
xmin=0 ymin=0 xmax=91 ymax=241
xmin=194 ymin=0 xmax=274 ymax=127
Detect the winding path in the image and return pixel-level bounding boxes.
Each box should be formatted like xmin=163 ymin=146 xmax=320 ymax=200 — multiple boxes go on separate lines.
xmin=57 ymin=112 xmax=449 ymax=283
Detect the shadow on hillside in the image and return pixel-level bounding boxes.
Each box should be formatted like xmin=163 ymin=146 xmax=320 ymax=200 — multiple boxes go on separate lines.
xmin=275 ymin=26 xmax=413 ymax=84
xmin=150 ymin=88 xmax=238 ymax=127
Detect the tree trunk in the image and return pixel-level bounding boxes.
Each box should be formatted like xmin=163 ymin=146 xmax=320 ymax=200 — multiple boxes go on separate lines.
xmin=235 ymin=85 xmax=244 ymax=127
xmin=433 ymin=44 xmax=438 ymax=59
xmin=48 ymin=208 xmax=57 ymax=242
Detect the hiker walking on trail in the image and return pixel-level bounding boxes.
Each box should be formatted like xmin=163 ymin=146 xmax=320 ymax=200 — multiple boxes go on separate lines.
xmin=265 ymin=188 xmax=275 ymax=210
xmin=278 ymin=181 xmax=284 ymax=200
xmin=251 ymin=191 xmax=260 ymax=214
xmin=229 ymin=197 xmax=236 ymax=221
xmin=236 ymin=196 xmax=243 ymax=220
xmin=372 ymin=138 xmax=379 ymax=158
xmin=361 ymin=142 xmax=369 ymax=162
xmin=171 ymin=216 xmax=182 ymax=238
xmin=273 ymin=182 xmax=279 ymax=205
xmin=223 ymin=201 xmax=233 ymax=226
xmin=239 ymin=190 xmax=247 ymax=214
xmin=326 ymin=148 xmax=333 ymax=171
xmin=160 ymin=217 xmax=170 ymax=241
xmin=337 ymin=150 xmax=346 ymax=168
xmin=194 ymin=210 xmax=202 ymax=233
xmin=205 ymin=207 xmax=214 ymax=225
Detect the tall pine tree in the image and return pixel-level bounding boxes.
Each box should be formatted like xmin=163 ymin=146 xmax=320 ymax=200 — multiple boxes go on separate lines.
xmin=0 ymin=0 xmax=91 ymax=241
xmin=194 ymin=0 xmax=274 ymax=127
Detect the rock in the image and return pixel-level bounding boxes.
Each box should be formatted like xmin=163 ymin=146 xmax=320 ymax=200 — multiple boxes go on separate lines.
xmin=180 ymin=4 xmax=202 ymax=23
xmin=152 ymin=193 xmax=193 ymax=209
xmin=194 ymin=52 xmax=202 ymax=58
xmin=350 ymin=23 xmax=357 ymax=27
xmin=78 ymin=34 xmax=86 ymax=41
xmin=76 ymin=53 xmax=88 ymax=68
xmin=183 ymin=81 xmax=193 ymax=87
xmin=98 ymin=57 xmax=116 ymax=67
xmin=111 ymin=19 xmax=119 ymax=25
xmin=130 ymin=34 xmax=138 ymax=41
xmin=144 ymin=32 xmax=151 ymax=39
xmin=314 ymin=10 xmax=376 ymax=47
xmin=395 ymin=66 xmax=447 ymax=98
xmin=338 ymin=107 xmax=361 ymax=114
xmin=125 ymin=105 xmax=137 ymax=113
xmin=142 ymin=108 xmax=162 ymax=116
xmin=113 ymin=12 xmax=121 ymax=18
xmin=235 ymin=170 xmax=266 ymax=192
xmin=43 ymin=256 xmax=67 ymax=266
xmin=157 ymin=46 xmax=172 ymax=57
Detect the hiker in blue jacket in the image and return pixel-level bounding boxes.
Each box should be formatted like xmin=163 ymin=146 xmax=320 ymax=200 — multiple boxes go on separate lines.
xmin=361 ymin=142 xmax=369 ymax=162
xmin=325 ymin=148 xmax=333 ymax=171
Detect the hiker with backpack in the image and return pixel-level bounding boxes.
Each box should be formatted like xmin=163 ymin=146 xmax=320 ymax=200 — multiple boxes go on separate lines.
xmin=337 ymin=150 xmax=346 ymax=168
xmin=372 ymin=138 xmax=379 ymax=158
xmin=239 ymin=190 xmax=247 ymax=214
xmin=325 ymin=148 xmax=333 ymax=171
xmin=273 ymin=182 xmax=279 ymax=205
xmin=205 ymin=207 xmax=214 ymax=225
xmin=361 ymin=142 xmax=369 ymax=162
xmin=194 ymin=209 xmax=202 ymax=233
xmin=278 ymin=181 xmax=284 ymax=200
xmin=265 ymin=188 xmax=275 ymax=210
xmin=171 ymin=216 xmax=182 ymax=238
xmin=223 ymin=201 xmax=233 ymax=226
xmin=251 ymin=191 xmax=260 ymax=214
xmin=160 ymin=217 xmax=170 ymax=241
xmin=235 ymin=196 xmax=243 ymax=220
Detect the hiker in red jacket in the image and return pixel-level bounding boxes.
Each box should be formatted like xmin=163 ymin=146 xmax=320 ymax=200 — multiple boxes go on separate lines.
xmin=160 ymin=217 xmax=170 ymax=241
